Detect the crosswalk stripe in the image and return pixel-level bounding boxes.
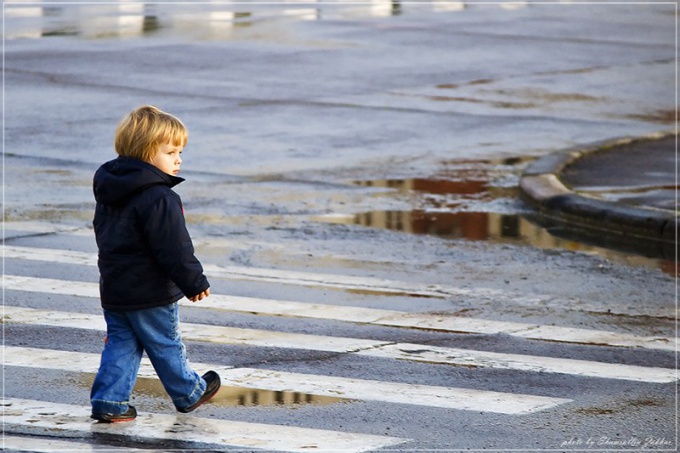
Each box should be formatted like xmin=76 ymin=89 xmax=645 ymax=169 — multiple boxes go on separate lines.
xmin=2 ymin=435 xmax=147 ymax=452
xmin=1 ymin=244 xmax=543 ymax=300
xmin=357 ymin=344 xmax=678 ymax=384
xmin=2 ymin=345 xmax=231 ymax=379
xmin=2 ymin=398 xmax=408 ymax=452
xmin=3 ymin=346 xmax=572 ymax=414
xmin=4 ymin=225 xmax=676 ymax=319
xmin=2 ymin=305 xmax=677 ymax=383
xmin=2 ymin=305 xmax=384 ymax=352
xmin=3 ymin=274 xmax=677 ymax=352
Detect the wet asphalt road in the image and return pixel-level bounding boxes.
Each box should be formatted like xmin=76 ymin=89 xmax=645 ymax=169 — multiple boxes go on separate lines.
xmin=2 ymin=2 xmax=677 ymax=452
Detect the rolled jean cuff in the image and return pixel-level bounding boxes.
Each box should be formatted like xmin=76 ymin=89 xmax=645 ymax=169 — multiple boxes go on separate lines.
xmin=91 ymin=398 xmax=130 ymax=415
xmin=172 ymin=377 xmax=206 ymax=410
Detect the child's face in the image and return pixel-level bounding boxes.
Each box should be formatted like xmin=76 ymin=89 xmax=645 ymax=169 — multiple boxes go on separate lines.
xmin=150 ymin=142 xmax=183 ymax=176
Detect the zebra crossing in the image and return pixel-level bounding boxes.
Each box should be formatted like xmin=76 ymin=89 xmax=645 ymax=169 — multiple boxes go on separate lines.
xmin=3 ymin=249 xmax=677 ymax=351
xmin=2 ymin=346 xmax=570 ymax=414
xmin=2 ymin=222 xmax=678 ymax=452
xmin=3 ymin=399 xmax=406 ymax=452
xmin=3 ymin=435 xmax=150 ymax=453
xmin=3 ymin=299 xmax=678 ymax=383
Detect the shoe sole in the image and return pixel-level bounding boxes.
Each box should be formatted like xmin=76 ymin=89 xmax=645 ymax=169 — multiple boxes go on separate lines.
xmin=91 ymin=415 xmax=137 ymax=423
xmin=91 ymin=407 xmax=137 ymax=423
xmin=178 ymin=382 xmax=221 ymax=413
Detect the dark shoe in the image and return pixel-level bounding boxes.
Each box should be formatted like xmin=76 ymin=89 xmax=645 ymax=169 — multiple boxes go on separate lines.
xmin=91 ymin=406 xmax=137 ymax=423
xmin=178 ymin=371 xmax=221 ymax=413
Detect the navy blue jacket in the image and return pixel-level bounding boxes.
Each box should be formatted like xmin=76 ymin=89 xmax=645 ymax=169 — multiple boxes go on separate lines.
xmin=93 ymin=157 xmax=210 ymax=311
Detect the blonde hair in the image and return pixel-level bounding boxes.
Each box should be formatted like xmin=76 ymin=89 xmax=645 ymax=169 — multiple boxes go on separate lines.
xmin=114 ymin=105 xmax=188 ymax=162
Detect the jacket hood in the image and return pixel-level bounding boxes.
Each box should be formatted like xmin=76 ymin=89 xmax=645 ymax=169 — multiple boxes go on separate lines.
xmin=94 ymin=157 xmax=184 ymax=205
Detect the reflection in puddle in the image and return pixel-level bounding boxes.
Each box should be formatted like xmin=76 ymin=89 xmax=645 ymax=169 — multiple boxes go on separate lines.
xmin=133 ymin=377 xmax=348 ymax=408
xmin=327 ymin=208 xmax=676 ymax=275
xmin=4 ymin=1 xmax=529 ymax=41
xmin=318 ymin=163 xmax=676 ymax=276
xmin=349 ymin=158 xmax=527 ymax=239
xmin=350 ymin=210 xmax=520 ymax=241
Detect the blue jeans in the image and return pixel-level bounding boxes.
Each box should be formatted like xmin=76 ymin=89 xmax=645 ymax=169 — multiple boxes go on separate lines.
xmin=90 ymin=302 xmax=206 ymax=414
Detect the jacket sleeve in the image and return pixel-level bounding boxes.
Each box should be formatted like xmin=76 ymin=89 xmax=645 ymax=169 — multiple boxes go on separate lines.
xmin=140 ymin=189 xmax=210 ymax=298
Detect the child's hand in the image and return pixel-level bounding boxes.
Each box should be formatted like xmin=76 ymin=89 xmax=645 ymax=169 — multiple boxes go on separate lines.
xmin=188 ymin=288 xmax=210 ymax=302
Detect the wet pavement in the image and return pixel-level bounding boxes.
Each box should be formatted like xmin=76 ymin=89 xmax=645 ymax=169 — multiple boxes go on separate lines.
xmin=4 ymin=2 xmax=676 ymax=273
xmin=2 ymin=2 xmax=678 ymax=451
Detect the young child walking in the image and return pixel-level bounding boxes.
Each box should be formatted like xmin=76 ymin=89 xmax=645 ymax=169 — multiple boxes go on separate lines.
xmin=90 ymin=105 xmax=220 ymax=422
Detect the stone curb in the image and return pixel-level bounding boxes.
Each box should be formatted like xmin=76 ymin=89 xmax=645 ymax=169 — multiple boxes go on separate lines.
xmin=519 ymin=133 xmax=678 ymax=247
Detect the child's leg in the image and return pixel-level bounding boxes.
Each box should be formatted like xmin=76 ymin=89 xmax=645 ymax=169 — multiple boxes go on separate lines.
xmin=90 ymin=310 xmax=143 ymax=415
xmin=126 ymin=303 xmax=206 ymax=411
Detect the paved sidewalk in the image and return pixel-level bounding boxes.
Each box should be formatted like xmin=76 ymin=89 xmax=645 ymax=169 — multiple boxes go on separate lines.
xmin=520 ymin=132 xmax=677 ymax=259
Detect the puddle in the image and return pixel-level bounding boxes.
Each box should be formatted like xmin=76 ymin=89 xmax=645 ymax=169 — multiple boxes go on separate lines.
xmin=346 ymin=209 xmax=520 ymax=241
xmin=4 ymin=2 xmax=529 ymax=41
xmin=76 ymin=374 xmax=349 ymax=410
xmin=322 ymin=208 xmax=677 ymax=276
xmin=131 ymin=378 xmax=348 ymax=408
xmin=219 ymin=386 xmax=347 ymax=407
xmin=317 ymin=158 xmax=676 ymax=276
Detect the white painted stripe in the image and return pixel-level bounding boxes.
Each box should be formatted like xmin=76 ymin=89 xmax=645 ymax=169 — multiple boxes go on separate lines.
xmin=3 ymin=274 xmax=677 ymax=351
xmin=3 ymin=346 xmax=571 ymax=414
xmin=2 ymin=345 xmax=234 ymax=379
xmin=2 ymin=398 xmax=407 ymax=452
xmin=1 ymin=244 xmax=539 ymax=300
xmin=3 ymin=245 xmax=98 ymax=266
xmin=3 ymin=274 xmax=99 ymax=298
xmin=1 ymin=221 xmax=91 ymax=236
xmin=0 ymin=221 xmax=403 ymax=269
xmin=1 ymin=305 xmax=388 ymax=353
xmin=217 ymin=368 xmax=569 ymax=415
xmin=356 ymin=344 xmax=679 ymax=383
xmin=371 ymin=313 xmax=678 ymax=351
xmin=2 ymin=435 xmax=147 ymax=452
xmin=204 ymin=263 xmax=468 ymax=298
xmin=187 ymin=295 xmax=679 ymax=353
xmin=3 ymin=306 xmax=677 ymax=383
xmin=4 ymin=226 xmax=675 ymax=319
